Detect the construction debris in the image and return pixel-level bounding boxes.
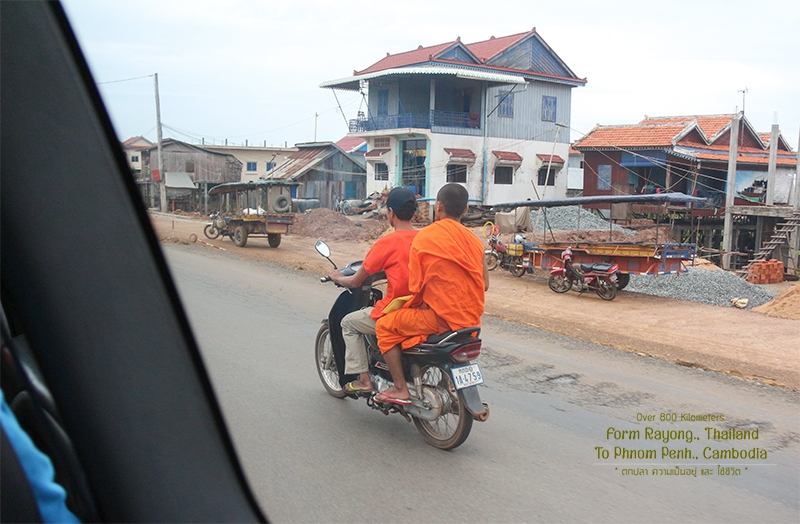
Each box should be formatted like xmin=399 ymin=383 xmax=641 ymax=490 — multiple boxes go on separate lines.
xmin=753 ymin=285 xmax=800 ymax=320
xmin=530 ymin=206 xmax=635 ymax=234
xmin=626 ymin=270 xmax=775 ymax=308
xmin=290 ymin=208 xmax=388 ymax=242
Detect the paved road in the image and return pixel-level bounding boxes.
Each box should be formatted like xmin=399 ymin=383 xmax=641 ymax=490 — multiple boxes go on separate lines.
xmin=164 ymin=244 xmax=799 ymax=523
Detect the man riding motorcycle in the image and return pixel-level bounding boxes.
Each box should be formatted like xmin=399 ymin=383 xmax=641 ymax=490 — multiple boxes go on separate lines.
xmin=327 ymin=187 xmax=417 ymax=395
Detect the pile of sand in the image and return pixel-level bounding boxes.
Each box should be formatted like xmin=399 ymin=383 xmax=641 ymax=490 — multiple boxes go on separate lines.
xmin=753 ymin=284 xmax=800 ymax=320
xmin=291 ymin=208 xmax=388 ymax=242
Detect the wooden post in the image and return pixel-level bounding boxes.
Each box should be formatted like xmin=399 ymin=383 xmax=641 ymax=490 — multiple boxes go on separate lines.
xmin=722 ymin=113 xmax=741 ymax=269
xmin=665 ymin=163 xmax=672 ymax=191
xmin=766 ymin=124 xmax=779 ymax=205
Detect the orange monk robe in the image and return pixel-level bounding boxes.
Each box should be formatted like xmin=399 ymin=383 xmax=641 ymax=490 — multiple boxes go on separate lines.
xmin=376 ymin=218 xmax=485 ymax=352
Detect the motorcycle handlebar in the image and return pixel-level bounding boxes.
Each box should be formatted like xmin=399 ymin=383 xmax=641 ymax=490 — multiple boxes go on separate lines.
xmin=320 ymin=275 xmax=331 ymax=283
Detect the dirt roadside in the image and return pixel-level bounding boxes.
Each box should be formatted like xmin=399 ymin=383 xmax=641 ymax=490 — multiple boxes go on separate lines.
xmin=150 ymin=212 xmax=800 ymax=390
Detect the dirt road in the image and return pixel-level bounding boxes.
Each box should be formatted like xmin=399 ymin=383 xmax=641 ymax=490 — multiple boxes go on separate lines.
xmin=151 ymin=212 xmax=800 ymax=390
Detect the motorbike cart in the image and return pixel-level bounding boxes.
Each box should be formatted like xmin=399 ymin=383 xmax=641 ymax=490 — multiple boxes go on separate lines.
xmin=207 ymin=180 xmax=297 ymax=248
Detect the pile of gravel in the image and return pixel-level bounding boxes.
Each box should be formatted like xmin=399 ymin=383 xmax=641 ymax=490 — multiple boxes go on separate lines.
xmin=626 ymin=270 xmax=775 ymax=308
xmin=530 ymin=206 xmax=634 ymax=235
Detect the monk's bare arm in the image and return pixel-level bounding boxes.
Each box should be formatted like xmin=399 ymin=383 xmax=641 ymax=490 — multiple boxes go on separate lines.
xmin=329 ymin=265 xmax=369 ymax=288
xmin=483 ymin=257 xmax=490 ymax=291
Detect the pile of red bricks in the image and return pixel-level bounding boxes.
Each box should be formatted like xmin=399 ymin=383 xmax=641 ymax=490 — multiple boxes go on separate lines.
xmin=746 ymin=259 xmax=784 ymax=284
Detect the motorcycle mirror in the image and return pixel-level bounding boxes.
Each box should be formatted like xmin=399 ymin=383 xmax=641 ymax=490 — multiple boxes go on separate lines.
xmin=314 ymin=240 xmax=336 ymax=268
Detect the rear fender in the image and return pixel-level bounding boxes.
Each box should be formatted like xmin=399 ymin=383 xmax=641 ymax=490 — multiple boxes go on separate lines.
xmin=460 ymin=386 xmax=489 ymax=421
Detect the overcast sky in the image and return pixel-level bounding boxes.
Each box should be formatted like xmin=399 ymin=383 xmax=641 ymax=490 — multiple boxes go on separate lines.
xmin=62 ymin=0 xmax=799 ymax=149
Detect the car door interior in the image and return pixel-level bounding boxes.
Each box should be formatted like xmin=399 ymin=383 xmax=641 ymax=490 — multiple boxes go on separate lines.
xmin=1 ymin=1 xmax=267 ymax=521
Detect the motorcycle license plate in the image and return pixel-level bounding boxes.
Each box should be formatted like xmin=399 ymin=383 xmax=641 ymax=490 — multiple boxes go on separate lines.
xmin=451 ymin=364 xmax=484 ymax=390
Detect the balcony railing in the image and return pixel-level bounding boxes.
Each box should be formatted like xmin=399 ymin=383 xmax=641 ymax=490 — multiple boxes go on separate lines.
xmin=348 ymin=110 xmax=480 ymax=133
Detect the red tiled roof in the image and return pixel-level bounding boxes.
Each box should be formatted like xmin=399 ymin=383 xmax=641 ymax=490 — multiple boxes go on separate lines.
xmin=536 ymin=154 xmax=565 ymax=164
xmin=640 ymin=114 xmax=734 ymax=140
xmin=492 ymin=150 xmax=523 ymax=162
xmin=357 ymin=41 xmax=456 ymax=74
xmin=444 ymin=148 xmax=476 ymax=160
xmin=122 ymin=135 xmax=154 ymax=151
xmin=364 ymin=148 xmax=389 ymax=158
xmin=336 ymin=135 xmax=366 ymax=153
xmin=355 ymin=30 xmax=563 ymax=79
xmin=574 ymin=124 xmax=688 ymax=149
xmin=466 ymin=31 xmax=531 ymax=62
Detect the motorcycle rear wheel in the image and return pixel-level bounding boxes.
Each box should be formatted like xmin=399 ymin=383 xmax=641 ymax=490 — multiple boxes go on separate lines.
xmin=203 ymin=224 xmax=220 ymax=239
xmin=548 ymin=275 xmax=571 ymax=293
xmin=314 ymin=324 xmax=346 ymax=398
xmin=485 ymin=252 xmax=499 ymax=271
xmin=596 ymin=280 xmax=617 ymax=301
xmin=509 ymin=261 xmax=526 ymax=278
xmin=412 ymin=365 xmax=473 ymax=450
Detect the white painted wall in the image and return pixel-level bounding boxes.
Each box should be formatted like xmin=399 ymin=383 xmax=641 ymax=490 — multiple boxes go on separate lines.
xmin=124 ymin=148 xmax=143 ymax=171
xmin=363 ymin=132 xmax=570 ymax=204
xmin=204 ymin=145 xmax=296 ymax=182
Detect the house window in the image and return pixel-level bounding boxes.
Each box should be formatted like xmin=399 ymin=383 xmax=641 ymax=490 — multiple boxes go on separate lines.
xmin=580 ymin=160 xmax=585 ymax=169
xmin=266 ymin=161 xmax=276 ymax=171
xmin=374 ymin=137 xmax=390 ymax=148
xmin=494 ymin=166 xmax=513 ymax=185
xmin=374 ymin=162 xmax=388 ymax=181
xmin=497 ymin=90 xmax=514 ymax=118
xmin=541 ymin=95 xmax=557 ymax=122
xmin=446 ymin=164 xmax=467 ymax=183
xmin=246 ymin=161 xmax=257 ymax=172
xmin=597 ymin=164 xmax=612 ymax=190
xmin=130 ymin=155 xmax=139 ymax=162
xmin=185 ymin=159 xmax=195 ymax=173
xmin=377 ymin=89 xmax=389 ymax=116
xmin=537 ymin=166 xmax=557 ymax=186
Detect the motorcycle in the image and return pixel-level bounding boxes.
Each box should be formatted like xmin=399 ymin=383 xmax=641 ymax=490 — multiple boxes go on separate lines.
xmin=202 ymin=211 xmax=232 ymax=240
xmin=548 ymin=247 xmax=619 ymax=301
xmin=485 ymin=233 xmax=527 ymax=278
xmin=313 ymin=240 xmax=489 ymax=450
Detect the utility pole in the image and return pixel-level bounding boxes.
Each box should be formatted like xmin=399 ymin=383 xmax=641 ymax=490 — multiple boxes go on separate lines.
xmin=314 ymin=112 xmax=319 ymax=142
xmin=722 ymin=113 xmax=741 ymax=270
xmin=154 ymin=73 xmax=166 ymax=212
xmin=766 ymin=122 xmax=779 ymax=205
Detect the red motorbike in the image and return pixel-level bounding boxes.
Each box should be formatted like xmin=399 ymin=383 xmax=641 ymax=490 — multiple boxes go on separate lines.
xmin=548 ymin=247 xmax=619 ymax=301
xmin=484 ymin=233 xmax=527 ymax=277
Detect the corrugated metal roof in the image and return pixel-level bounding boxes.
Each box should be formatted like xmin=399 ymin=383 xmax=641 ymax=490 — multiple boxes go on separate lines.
xmin=165 ymin=172 xmax=196 ymax=189
xmin=321 ymin=65 xmax=526 ymax=89
xmin=265 ymin=145 xmax=335 ymax=180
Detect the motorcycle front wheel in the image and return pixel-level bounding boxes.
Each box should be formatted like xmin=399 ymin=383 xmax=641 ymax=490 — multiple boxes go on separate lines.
xmin=412 ymin=365 xmax=473 ymax=450
xmin=485 ymin=252 xmax=499 ymax=271
xmin=203 ymin=224 xmax=220 ymax=239
xmin=596 ymin=279 xmax=618 ymax=301
xmin=548 ymin=274 xmax=571 ymax=293
xmin=314 ymin=323 xmax=346 ymax=398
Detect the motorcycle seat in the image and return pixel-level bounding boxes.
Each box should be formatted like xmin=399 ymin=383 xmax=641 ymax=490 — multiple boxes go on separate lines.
xmin=425 ymin=327 xmax=481 ymax=345
xmin=580 ymin=263 xmax=614 ymax=273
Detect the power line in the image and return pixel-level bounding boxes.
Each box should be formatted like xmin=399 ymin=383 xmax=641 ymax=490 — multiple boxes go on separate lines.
xmin=96 ymin=73 xmax=154 ymax=85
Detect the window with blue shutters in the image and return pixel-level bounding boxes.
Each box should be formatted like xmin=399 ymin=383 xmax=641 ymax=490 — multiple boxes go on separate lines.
xmin=541 ymin=95 xmax=557 ymax=122
xmin=497 ymin=90 xmax=514 ymax=118
xmin=246 ymin=161 xmax=257 ymax=172
xmin=377 ymin=89 xmax=389 ymax=116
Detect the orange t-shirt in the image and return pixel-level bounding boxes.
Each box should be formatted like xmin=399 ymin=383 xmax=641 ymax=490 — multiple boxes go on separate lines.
xmin=362 ymin=229 xmax=417 ymax=319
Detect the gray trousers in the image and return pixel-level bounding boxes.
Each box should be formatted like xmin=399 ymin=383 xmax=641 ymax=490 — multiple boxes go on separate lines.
xmin=341 ymin=307 xmax=376 ymax=375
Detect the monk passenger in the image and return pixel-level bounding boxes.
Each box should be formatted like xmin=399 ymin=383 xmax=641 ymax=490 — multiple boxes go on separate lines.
xmin=374 ymin=183 xmax=488 ymax=404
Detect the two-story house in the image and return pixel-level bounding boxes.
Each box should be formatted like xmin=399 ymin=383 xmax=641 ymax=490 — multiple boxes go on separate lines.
xmin=321 ymin=29 xmax=586 ymax=205
xmin=121 ymin=136 xmax=154 ymax=176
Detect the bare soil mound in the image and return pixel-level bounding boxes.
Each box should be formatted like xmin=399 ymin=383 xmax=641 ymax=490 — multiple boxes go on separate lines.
xmin=291 ymin=208 xmax=388 ymax=242
xmin=753 ymin=284 xmax=800 ymax=320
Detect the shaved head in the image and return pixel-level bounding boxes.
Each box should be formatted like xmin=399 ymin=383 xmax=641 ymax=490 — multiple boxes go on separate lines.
xmin=436 ymin=183 xmax=469 ymax=218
